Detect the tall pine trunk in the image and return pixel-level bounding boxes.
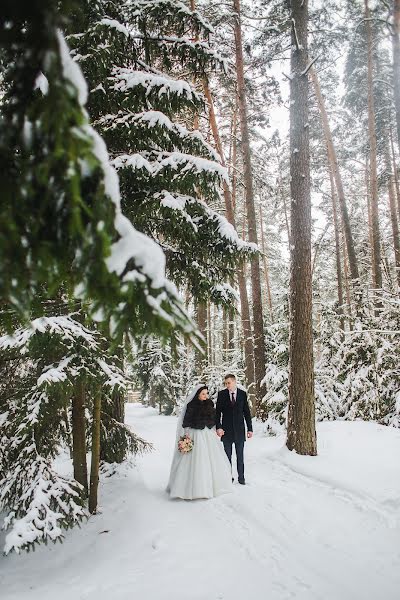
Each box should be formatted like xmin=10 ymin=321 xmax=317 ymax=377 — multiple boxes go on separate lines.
xmin=233 ymin=0 xmax=266 ymax=405
xmin=365 ymin=0 xmax=382 ymax=290
xmin=310 ymin=67 xmax=360 ymax=294
xmin=390 ymin=128 xmax=400 ymax=223
xmin=341 ymin=222 xmax=353 ymax=327
xmin=328 ymin=165 xmax=345 ymax=331
xmin=72 ymin=379 xmax=88 ymax=495
xmin=392 ymin=0 xmax=400 ymax=153
xmin=89 ymin=389 xmax=102 ymax=514
xmin=203 ymin=80 xmax=256 ymax=403
xmin=286 ymin=0 xmax=317 ymax=456
xmin=387 ymin=173 xmax=400 ymax=289
xmin=195 ymin=301 xmax=208 ymax=377
xmin=259 ymin=203 xmax=273 ymax=320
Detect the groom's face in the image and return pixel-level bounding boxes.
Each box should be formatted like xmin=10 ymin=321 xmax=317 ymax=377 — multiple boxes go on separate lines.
xmin=225 ymin=377 xmax=236 ymax=391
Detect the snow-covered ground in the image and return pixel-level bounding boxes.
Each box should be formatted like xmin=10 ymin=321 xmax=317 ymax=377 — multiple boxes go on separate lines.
xmin=1 ymin=403 xmax=400 ymax=600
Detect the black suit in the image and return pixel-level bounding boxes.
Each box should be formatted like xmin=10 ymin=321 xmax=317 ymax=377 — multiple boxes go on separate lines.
xmin=215 ymin=388 xmax=253 ymax=482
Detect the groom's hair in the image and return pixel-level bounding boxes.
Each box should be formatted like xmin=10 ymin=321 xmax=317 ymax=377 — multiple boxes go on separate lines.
xmin=224 ymin=373 xmax=236 ymax=381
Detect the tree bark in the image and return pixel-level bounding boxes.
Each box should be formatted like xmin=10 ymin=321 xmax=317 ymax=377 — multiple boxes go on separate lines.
xmin=207 ymin=301 xmax=212 ymax=365
xmin=365 ymin=0 xmax=382 ymax=290
xmin=259 ymin=203 xmax=273 ymax=320
xmin=72 ymin=379 xmax=88 ymax=495
xmin=342 ymin=223 xmax=353 ymax=326
xmin=233 ymin=0 xmax=266 ymax=405
xmin=365 ymin=158 xmax=375 ymax=283
xmin=195 ymin=301 xmax=207 ymax=377
xmin=392 ymin=0 xmax=400 ymax=153
xmin=328 ymin=165 xmax=345 ymax=331
xmin=286 ymin=0 xmax=317 ymax=456
xmin=100 ymin=343 xmax=127 ymax=464
xmin=387 ymin=173 xmax=400 ymax=290
xmin=89 ymin=389 xmax=101 ymax=514
xmin=310 ymin=67 xmax=360 ymax=292
xmin=203 ymin=79 xmax=256 ymax=403
xmin=279 ymin=175 xmax=291 ymax=247
xmin=102 ymin=388 xmax=126 ymax=462
xmin=390 ymin=127 xmax=400 ymax=223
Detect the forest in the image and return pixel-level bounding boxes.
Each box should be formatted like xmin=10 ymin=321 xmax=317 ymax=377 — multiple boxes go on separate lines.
xmin=0 ymin=1 xmax=399 ymax=598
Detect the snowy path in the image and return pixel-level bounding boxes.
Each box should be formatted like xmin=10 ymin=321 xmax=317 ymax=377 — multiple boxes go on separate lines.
xmin=1 ymin=403 xmax=400 ymax=600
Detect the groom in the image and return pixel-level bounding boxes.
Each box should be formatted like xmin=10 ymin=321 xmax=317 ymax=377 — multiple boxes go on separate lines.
xmin=216 ymin=374 xmax=253 ymax=485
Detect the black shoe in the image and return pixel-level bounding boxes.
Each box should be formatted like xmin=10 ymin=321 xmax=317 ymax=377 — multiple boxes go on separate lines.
xmin=232 ymin=477 xmax=234 ymax=483
xmin=238 ymin=479 xmax=246 ymax=485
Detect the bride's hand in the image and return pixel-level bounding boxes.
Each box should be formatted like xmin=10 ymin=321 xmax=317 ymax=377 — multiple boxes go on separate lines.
xmin=216 ymin=428 xmax=224 ymax=437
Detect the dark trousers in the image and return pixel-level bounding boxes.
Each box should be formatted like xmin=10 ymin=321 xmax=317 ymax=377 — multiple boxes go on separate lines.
xmin=223 ymin=439 xmax=245 ymax=481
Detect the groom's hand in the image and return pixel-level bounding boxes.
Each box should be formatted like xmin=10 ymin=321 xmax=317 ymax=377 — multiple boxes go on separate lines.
xmin=217 ymin=429 xmax=224 ymax=437
xmin=247 ymin=432 xmax=253 ymax=439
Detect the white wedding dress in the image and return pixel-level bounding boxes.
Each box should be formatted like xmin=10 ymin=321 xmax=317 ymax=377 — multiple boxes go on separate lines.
xmin=167 ymin=386 xmax=233 ymax=500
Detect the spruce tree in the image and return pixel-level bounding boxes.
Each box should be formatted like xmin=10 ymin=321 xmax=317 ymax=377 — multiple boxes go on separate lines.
xmin=0 ymin=313 xmax=150 ymax=554
xmin=0 ymin=0 xmax=194 ymax=341
xmin=66 ymin=0 xmax=254 ymax=306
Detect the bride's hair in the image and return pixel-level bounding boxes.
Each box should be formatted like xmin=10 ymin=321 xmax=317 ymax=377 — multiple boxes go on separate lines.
xmin=194 ymin=385 xmax=208 ymax=400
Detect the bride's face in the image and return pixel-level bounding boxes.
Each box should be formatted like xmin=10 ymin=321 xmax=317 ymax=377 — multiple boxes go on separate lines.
xmin=198 ymin=389 xmax=208 ymax=401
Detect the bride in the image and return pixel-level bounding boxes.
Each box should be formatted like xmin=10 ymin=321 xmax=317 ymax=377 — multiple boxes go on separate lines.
xmin=167 ymin=384 xmax=233 ymax=500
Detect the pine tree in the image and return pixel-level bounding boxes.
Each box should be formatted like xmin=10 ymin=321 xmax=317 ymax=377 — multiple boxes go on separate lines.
xmin=286 ymin=0 xmax=317 ymax=456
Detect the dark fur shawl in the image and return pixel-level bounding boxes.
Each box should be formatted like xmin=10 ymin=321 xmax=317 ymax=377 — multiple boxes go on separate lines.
xmin=182 ymin=398 xmax=216 ymax=430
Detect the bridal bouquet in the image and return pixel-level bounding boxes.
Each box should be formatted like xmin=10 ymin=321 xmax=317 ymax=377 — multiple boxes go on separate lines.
xmin=178 ymin=434 xmax=194 ymax=453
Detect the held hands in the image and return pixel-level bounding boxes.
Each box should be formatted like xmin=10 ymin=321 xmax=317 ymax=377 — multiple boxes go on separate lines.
xmin=217 ymin=429 xmax=252 ymax=438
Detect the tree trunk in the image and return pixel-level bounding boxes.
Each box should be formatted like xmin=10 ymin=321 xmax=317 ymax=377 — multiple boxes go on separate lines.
xmin=259 ymin=203 xmax=273 ymax=320
xmin=233 ymin=0 xmax=266 ymax=405
xmin=328 ymin=165 xmax=345 ymax=331
xmin=286 ymin=0 xmax=317 ymax=456
xmin=388 ymin=174 xmax=400 ymax=290
xmin=392 ymin=0 xmax=400 ymax=153
xmin=100 ymin=344 xmax=127 ymax=464
xmin=195 ymin=301 xmax=207 ymax=377
xmin=390 ymin=127 xmax=400 ymax=223
xmin=223 ymin=307 xmax=229 ymax=361
xmin=229 ymin=100 xmax=239 ymax=215
xmin=382 ymin=245 xmax=394 ymax=289
xmin=63 ymin=406 xmax=73 ymax=459
xmin=72 ymin=379 xmax=88 ymax=495
xmin=89 ymin=389 xmax=101 ymax=514
xmin=203 ymin=79 xmax=256 ymax=403
xmin=365 ymin=0 xmax=382 ymax=290
xmin=279 ymin=175 xmax=291 ymax=247
xmin=310 ymin=67 xmax=360 ymax=293
xmin=231 ymin=105 xmax=239 ymax=215
xmin=207 ymin=301 xmax=212 ymax=365
xmin=342 ymin=224 xmax=353 ymax=326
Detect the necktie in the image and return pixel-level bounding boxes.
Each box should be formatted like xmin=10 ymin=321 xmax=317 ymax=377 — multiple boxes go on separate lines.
xmin=231 ymin=392 xmax=235 ymax=406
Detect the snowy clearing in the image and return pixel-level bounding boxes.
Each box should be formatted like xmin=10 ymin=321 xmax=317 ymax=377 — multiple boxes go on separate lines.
xmin=1 ymin=403 xmax=399 ymax=600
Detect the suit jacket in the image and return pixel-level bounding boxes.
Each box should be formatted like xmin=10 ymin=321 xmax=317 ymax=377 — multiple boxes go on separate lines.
xmin=215 ymin=388 xmax=253 ymax=443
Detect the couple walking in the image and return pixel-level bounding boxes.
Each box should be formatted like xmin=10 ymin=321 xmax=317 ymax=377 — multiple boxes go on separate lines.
xmin=167 ymin=374 xmax=253 ymax=500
